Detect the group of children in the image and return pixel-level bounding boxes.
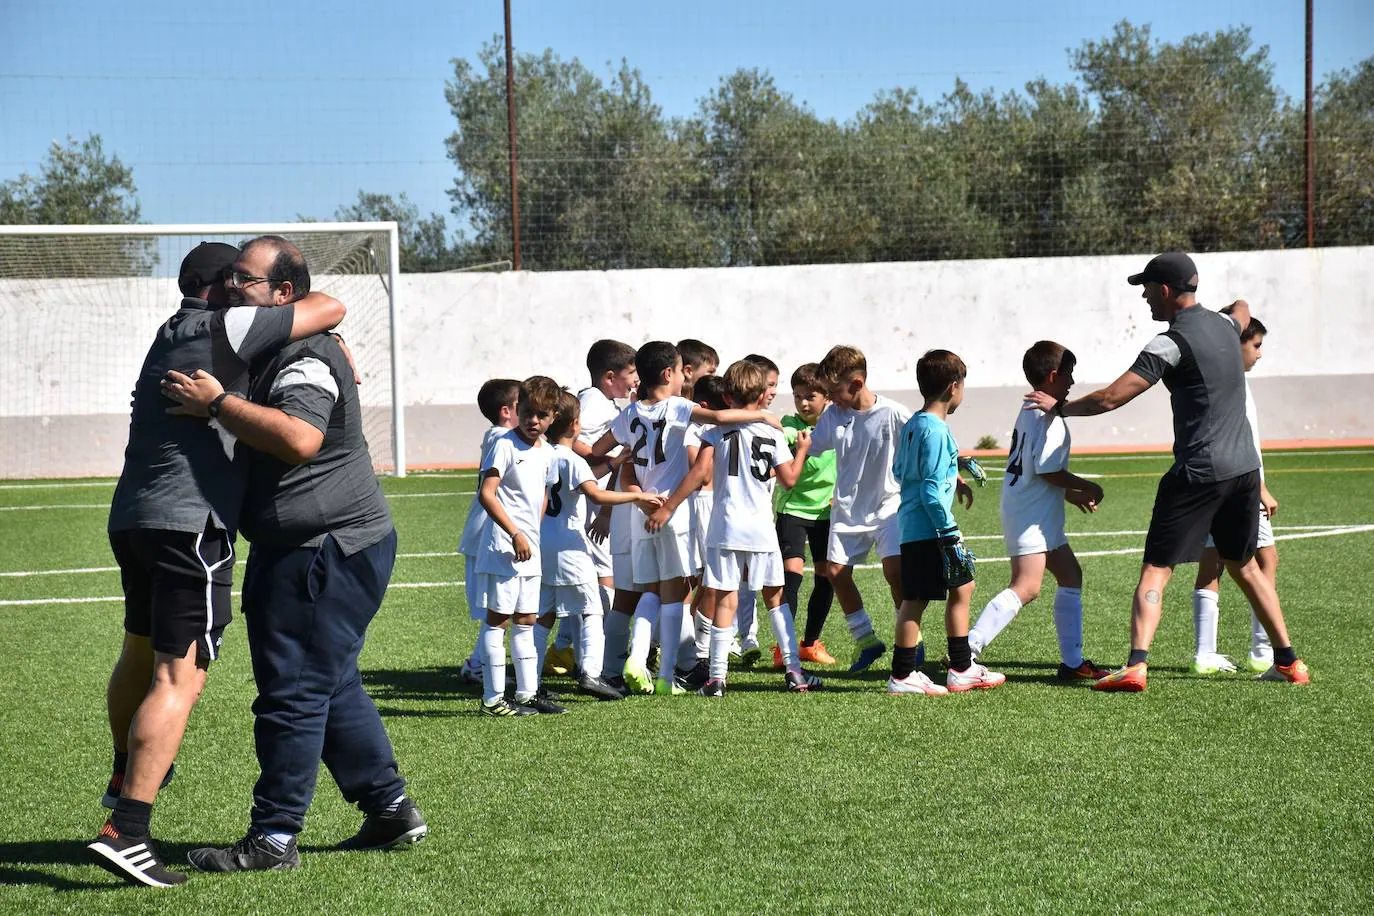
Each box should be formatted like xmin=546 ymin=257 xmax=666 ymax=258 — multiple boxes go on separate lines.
xmin=453 ymin=321 xmax=1281 ymax=714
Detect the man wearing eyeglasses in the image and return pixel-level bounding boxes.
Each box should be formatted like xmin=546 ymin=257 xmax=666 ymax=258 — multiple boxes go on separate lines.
xmin=160 ymin=235 xmax=426 ymax=876
xmin=90 ymin=242 xmax=347 ymax=889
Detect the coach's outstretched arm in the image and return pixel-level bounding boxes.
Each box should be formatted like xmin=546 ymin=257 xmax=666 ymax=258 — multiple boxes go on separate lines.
xmin=1025 ymin=369 xmax=1151 ymax=418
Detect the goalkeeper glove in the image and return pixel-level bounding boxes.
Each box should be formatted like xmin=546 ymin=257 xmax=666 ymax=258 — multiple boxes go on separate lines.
xmin=958 ymin=456 xmax=987 ymax=487
xmin=938 ymin=531 xmax=977 ymax=583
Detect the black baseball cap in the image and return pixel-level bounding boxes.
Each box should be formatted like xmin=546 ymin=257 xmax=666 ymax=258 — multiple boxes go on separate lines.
xmin=178 ymin=242 xmax=240 ymax=296
xmin=1127 ymin=252 xmax=1198 ymax=292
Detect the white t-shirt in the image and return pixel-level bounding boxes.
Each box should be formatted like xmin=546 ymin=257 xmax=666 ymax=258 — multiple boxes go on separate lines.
xmin=473 ymin=430 xmax=557 ymax=576
xmin=457 ymin=425 xmax=510 ymax=557
xmin=810 ymin=394 xmax=912 ymax=532
xmin=701 ymin=421 xmax=792 ymax=551
xmin=1245 ymin=379 xmax=1264 ymax=482
xmin=579 ymin=386 xmax=632 ymax=554
xmin=999 ymin=402 xmax=1071 ymax=528
xmin=540 ymin=443 xmax=598 ymax=585
xmin=610 ymin=396 xmax=697 ymax=538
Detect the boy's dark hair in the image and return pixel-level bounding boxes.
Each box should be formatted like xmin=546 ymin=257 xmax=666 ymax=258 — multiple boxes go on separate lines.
xmin=790 ymin=362 xmax=825 ymax=393
xmin=476 ymin=378 xmax=520 ymax=425
xmin=547 ymin=389 xmax=581 ymax=441
xmin=635 ymin=341 xmax=680 ymax=399
xmin=1220 ymin=304 xmax=1268 ymax=342
xmin=723 ymin=360 xmax=768 ymax=406
xmin=1022 ymin=340 xmax=1077 ymax=387
xmin=519 ymin=375 xmax=562 ymax=415
xmin=916 ymin=349 xmax=967 ymax=400
xmin=743 ymin=353 xmax=779 ymax=375
xmin=586 ymin=339 xmax=637 ymax=379
xmin=693 ymin=374 xmax=729 ymax=411
xmin=816 ymin=345 xmax=867 ymax=385
xmin=677 ymin=338 xmax=719 ymax=371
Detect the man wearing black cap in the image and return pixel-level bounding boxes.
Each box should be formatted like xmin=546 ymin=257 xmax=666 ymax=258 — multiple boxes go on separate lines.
xmin=88 ymin=242 xmax=347 ymax=888
xmin=1025 ymin=252 xmax=1309 ymax=693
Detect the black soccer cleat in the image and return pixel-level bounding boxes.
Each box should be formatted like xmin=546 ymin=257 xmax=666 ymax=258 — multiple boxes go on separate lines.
xmin=87 ymin=820 xmax=187 ymax=888
xmin=697 ymin=678 xmax=726 ymax=698
xmin=480 ymin=697 xmax=537 ymax=717
xmin=602 ymin=675 xmax=632 ymax=697
xmin=338 ymin=798 xmax=428 ymax=851
xmin=576 ymin=673 xmax=625 ymax=701
xmin=102 ymin=763 xmax=175 ymax=809
xmin=518 ymin=694 xmax=568 ymax=714
xmin=188 ymin=829 xmax=300 ymax=873
xmin=677 ymin=659 xmax=711 ymax=691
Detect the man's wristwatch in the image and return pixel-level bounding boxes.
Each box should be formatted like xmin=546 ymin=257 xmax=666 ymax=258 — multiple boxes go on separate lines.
xmin=207 ymin=392 xmax=231 ymax=418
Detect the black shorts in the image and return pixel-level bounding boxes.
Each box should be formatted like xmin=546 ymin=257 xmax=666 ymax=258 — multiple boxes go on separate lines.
xmin=109 ymin=516 xmax=235 ymax=665
xmin=900 ymin=538 xmax=973 ymax=602
xmin=775 ymin=513 xmax=830 ymax=566
xmin=1143 ymin=468 xmax=1260 ymax=567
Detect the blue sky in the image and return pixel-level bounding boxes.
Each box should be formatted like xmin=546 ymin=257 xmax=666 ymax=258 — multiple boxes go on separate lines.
xmin=1 ymin=0 xmax=1369 ymax=232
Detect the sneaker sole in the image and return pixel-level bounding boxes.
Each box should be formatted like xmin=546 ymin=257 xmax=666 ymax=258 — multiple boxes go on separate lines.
xmin=1093 ymin=681 xmax=1147 ymax=693
xmin=345 ymin=824 xmax=428 ymax=851
xmin=87 ymin=841 xmax=182 ymax=888
xmin=946 ymin=680 xmax=1005 ymax=692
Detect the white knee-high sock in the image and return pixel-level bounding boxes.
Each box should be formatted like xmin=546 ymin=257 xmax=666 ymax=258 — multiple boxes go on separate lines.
xmin=656 ymin=601 xmax=685 ymax=682
xmin=845 ymin=606 xmax=873 ymax=640
xmin=628 ymin=592 xmax=662 ymax=665
xmin=480 ymin=623 xmax=506 ymax=705
xmin=1052 ymin=587 xmax=1084 ymax=669
xmin=553 ymin=615 xmax=576 ymax=651
xmin=694 ymin=610 xmax=712 ymax=660
xmin=466 ymin=634 xmax=484 ymax=671
xmin=969 ymin=588 xmax=1023 ymax=656
xmin=604 ymin=608 xmax=632 ymax=677
xmin=769 ymin=603 xmax=799 ymax=669
xmin=600 ymin=584 xmax=614 ymax=615
xmin=533 ymin=621 xmax=553 ymax=677
xmin=1193 ymin=588 xmax=1219 ymax=657
xmin=1250 ymin=610 xmax=1272 ymax=656
xmin=511 ymin=624 xmax=538 ymax=701
xmin=581 ymin=610 xmax=605 ymax=679
xmin=709 ymin=624 xmax=733 ymax=682
xmin=737 ymin=587 xmax=758 ymax=643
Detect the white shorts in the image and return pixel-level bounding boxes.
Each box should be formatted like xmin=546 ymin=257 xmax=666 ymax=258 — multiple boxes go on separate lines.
xmin=1205 ymin=511 xmax=1275 ymax=551
xmin=612 ymin=552 xmax=641 ymax=593
xmin=690 ymin=491 xmax=714 ymax=574
xmin=474 ymin=573 xmax=541 ymax=616
xmin=587 ymin=531 xmax=613 ymax=579
xmin=1001 ymin=508 xmax=1069 ymax=557
xmin=631 ymin=527 xmax=694 ymax=584
xmin=464 ymin=555 xmax=483 ymax=621
xmin=539 ymin=581 xmax=601 ymax=619
xmin=703 ymin=546 xmax=785 ymax=591
xmin=828 ymin=517 xmax=901 ymax=567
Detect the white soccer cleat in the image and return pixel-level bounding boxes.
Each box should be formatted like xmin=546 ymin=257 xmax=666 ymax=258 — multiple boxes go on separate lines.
xmin=946 ymin=662 xmax=1007 ymax=692
xmin=1191 ymin=652 xmax=1238 ymax=675
xmin=887 ymin=671 xmax=950 ymax=696
xmin=1247 ymin=648 xmax=1274 ymax=674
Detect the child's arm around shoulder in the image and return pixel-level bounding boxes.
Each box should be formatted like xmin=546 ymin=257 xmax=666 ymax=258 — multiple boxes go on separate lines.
xmin=691 ymin=404 xmax=782 ymax=431
xmin=774 ymin=428 xmax=810 ymax=489
xmin=646 ymin=443 xmax=713 ymax=533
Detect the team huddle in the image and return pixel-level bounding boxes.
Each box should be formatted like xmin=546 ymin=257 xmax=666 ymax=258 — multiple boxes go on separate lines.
xmin=453 ymin=270 xmax=1308 ymax=715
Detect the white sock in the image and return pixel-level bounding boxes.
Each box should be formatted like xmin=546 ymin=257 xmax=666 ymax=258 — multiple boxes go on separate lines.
xmin=511 ymin=623 xmax=538 ymax=701
xmin=694 ymin=610 xmax=712 ymax=659
xmin=709 ymin=624 xmax=733 ymax=682
xmin=533 ymin=621 xmax=553 ymax=677
xmin=600 ymin=584 xmax=614 ymax=615
xmin=678 ymin=604 xmax=699 ymax=671
xmin=480 ymin=622 xmax=506 ymax=705
xmin=580 ymin=610 xmax=605 ymax=679
xmin=657 ymin=601 xmax=685 ymax=682
xmin=628 ymin=592 xmax=662 ymax=665
xmin=769 ymin=603 xmax=799 ymax=670
xmin=845 ymin=607 xmax=874 ymax=641
xmin=465 ymin=635 xmax=483 ymax=672
xmin=604 ymin=608 xmax=632 ymax=677
xmin=553 ymin=615 xmax=576 ymax=651
xmin=263 ymin=831 xmax=295 ymax=851
xmin=1250 ymin=609 xmax=1272 ymax=657
xmin=737 ymin=587 xmax=758 ymax=643
xmin=1052 ymin=587 xmax=1084 ymax=669
xmin=1192 ymin=588 xmax=1219 ymax=657
xmin=969 ymin=588 xmax=1023 ymax=656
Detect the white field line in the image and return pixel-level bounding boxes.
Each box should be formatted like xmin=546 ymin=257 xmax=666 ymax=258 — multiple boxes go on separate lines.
xmin=0 ymin=481 xmax=115 ymax=490
xmin=5 ymin=524 xmax=1371 ymax=608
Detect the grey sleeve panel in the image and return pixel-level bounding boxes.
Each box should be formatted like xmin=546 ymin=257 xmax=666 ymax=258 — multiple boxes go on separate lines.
xmin=1128 ymin=333 xmax=1182 ymax=385
xmin=217 ymin=304 xmax=296 ymax=363
xmin=267 ymin=356 xmax=338 ymax=433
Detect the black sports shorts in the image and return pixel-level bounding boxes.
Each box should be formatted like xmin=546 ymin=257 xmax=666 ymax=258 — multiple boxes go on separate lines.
xmin=900 ymin=537 xmax=972 ymax=602
xmin=775 ymin=513 xmax=830 ymax=565
xmin=1143 ymin=468 xmax=1260 ymax=567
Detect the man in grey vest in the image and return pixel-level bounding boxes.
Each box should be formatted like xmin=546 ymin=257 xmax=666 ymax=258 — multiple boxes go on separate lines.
xmin=160 ymin=235 xmax=426 ymax=874
xmin=1025 ymin=252 xmax=1309 ymax=692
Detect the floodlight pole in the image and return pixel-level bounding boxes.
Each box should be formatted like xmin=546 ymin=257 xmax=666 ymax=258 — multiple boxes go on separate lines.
xmin=504 ymin=0 xmax=523 ymax=270
xmin=1304 ymin=0 xmax=1314 ymax=248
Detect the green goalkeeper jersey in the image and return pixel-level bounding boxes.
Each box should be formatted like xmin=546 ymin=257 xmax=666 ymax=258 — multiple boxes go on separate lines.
xmin=773 ymin=414 xmax=836 ymax=521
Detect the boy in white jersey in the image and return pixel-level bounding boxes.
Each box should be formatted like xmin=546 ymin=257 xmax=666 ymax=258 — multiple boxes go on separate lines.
xmin=457 ymin=379 xmax=520 ymax=685
xmin=732 ymin=353 xmax=782 ymax=663
xmin=474 ymin=376 xmax=562 ymax=717
xmin=809 ymin=345 xmax=912 ymax=672
xmin=967 ymin=342 xmax=1110 ymax=681
xmin=542 ymin=390 xmax=664 ymax=700
xmin=1191 ymin=311 xmax=1279 ymax=674
xmin=680 ymin=375 xmax=731 ymax=687
xmin=661 ymin=360 xmax=823 ymax=696
xmin=590 ymin=341 xmax=777 ymax=695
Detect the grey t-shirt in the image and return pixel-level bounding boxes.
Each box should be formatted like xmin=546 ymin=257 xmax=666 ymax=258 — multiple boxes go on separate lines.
xmin=108 ymin=299 xmax=296 ymax=534
xmin=1128 ymin=305 xmax=1261 ymax=484
xmin=237 ymin=334 xmax=392 ymax=555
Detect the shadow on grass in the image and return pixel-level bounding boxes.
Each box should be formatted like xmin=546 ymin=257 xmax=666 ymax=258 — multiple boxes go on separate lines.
xmin=363 ymin=666 xmax=478 ymax=703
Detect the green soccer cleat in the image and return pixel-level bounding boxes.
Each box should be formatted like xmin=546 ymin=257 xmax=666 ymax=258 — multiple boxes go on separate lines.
xmin=1191 ymin=653 xmax=1238 ymax=675
xmin=654 ymin=677 xmax=687 ymax=696
xmin=849 ymin=633 xmax=887 ymax=673
xmin=622 ymin=659 xmax=654 ymax=695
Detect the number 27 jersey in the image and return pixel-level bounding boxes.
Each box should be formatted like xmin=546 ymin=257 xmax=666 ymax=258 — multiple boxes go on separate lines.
xmin=609 ymin=396 xmax=697 ymax=496
xmin=700 ymin=421 xmax=792 ymax=551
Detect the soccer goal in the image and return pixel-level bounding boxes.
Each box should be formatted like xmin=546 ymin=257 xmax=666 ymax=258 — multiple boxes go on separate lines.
xmin=0 ymin=222 xmax=406 ymax=479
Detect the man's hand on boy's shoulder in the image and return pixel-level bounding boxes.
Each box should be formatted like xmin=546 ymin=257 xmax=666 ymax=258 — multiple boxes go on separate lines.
xmin=1023 ymin=390 xmax=1059 ymax=414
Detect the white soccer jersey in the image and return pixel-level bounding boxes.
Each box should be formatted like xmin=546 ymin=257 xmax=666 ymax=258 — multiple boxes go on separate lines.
xmin=579 ymin=386 xmax=633 ymax=554
xmin=999 ymin=402 xmax=1071 ymax=535
xmin=609 ymin=396 xmax=697 ymax=498
xmin=457 ymin=425 xmax=509 ymax=557
xmin=473 ymin=430 xmax=556 ymax=577
xmin=540 ymin=444 xmax=598 ymax=586
xmin=810 ymin=394 xmax=912 ymax=533
xmin=701 ymin=421 xmax=792 ymax=551
xmin=1245 ymin=380 xmax=1264 ymax=482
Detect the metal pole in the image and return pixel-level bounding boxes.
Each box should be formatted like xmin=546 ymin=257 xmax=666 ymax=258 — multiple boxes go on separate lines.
xmin=504 ymin=0 xmax=522 ymax=270
xmin=386 ymin=222 xmax=406 ymax=477
xmin=1305 ymin=0 xmax=1314 ymax=248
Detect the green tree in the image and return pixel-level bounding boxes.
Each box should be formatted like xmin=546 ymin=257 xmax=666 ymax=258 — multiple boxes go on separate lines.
xmin=1312 ymin=59 xmax=1374 ymax=246
xmin=331 ymin=191 xmax=471 ymax=272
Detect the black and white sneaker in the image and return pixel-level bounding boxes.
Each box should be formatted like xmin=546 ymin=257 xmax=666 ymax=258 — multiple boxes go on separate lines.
xmin=785 ymin=669 xmax=824 ymax=692
xmin=481 ymin=697 xmax=537 ymax=717
xmin=87 ymin=821 xmax=187 ymax=888
xmin=188 ymin=829 xmax=300 ymax=872
xmin=101 ymin=763 xmax=175 ymax=809
xmin=517 ymin=693 xmax=568 ymax=714
xmin=677 ymin=659 xmax=711 ymax=691
xmin=576 ymin=673 xmax=624 ymax=701
xmin=338 ymin=799 xmax=429 ymax=851
xmin=603 ymin=675 xmax=632 ymax=697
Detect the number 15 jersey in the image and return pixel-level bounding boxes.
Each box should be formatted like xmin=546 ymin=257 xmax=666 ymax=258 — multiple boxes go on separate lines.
xmin=1000 ymin=402 xmax=1071 ymax=530
xmin=700 ymin=421 xmax=793 ymax=551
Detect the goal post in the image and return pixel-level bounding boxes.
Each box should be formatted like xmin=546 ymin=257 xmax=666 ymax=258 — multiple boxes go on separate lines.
xmin=0 ymin=221 xmax=407 ymax=478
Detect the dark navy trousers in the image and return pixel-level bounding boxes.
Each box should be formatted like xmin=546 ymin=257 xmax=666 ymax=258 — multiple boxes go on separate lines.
xmin=241 ymin=529 xmax=405 ymax=834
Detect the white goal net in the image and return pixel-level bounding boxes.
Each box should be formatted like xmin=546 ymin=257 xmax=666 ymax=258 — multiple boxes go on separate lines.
xmin=0 ymin=222 xmax=405 ymax=479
